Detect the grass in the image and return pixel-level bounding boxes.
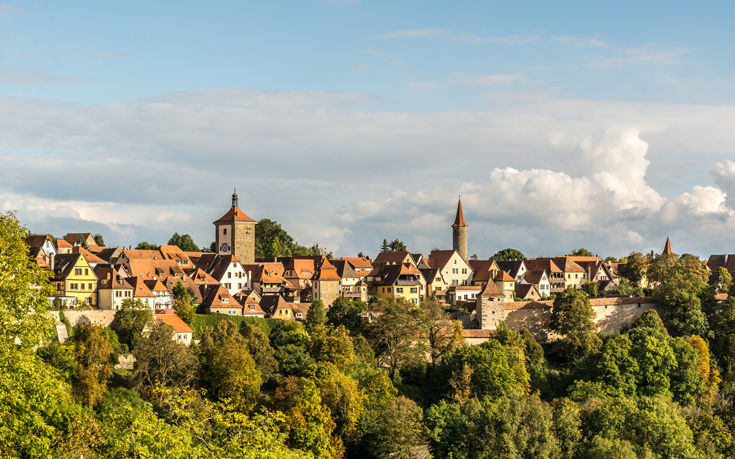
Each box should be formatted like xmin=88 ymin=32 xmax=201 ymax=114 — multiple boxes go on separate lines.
xmin=190 ymin=313 xmax=280 ymax=339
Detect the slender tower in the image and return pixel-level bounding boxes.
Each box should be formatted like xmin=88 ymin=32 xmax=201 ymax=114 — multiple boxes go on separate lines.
xmin=663 ymin=236 xmax=673 ymax=255
xmin=452 ymin=198 xmax=468 ymax=260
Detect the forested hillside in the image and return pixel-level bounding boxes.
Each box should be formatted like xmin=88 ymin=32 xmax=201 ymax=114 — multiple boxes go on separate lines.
xmin=3 ymin=211 xmax=735 ymax=458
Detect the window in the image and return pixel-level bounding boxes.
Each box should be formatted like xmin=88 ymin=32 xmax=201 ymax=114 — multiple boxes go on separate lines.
xmin=88 ymin=283 xmax=93 ymax=290
xmin=125 ymin=291 xmax=131 ymax=297
xmin=454 ymin=260 xmax=457 ymax=264
xmin=410 ymin=287 xmax=417 ymax=293
xmin=85 ymin=269 xmax=89 ymax=275
xmin=74 ymin=268 xmax=82 ymax=275
xmin=462 ymin=268 xmax=467 ymax=274
xmin=396 ymin=287 xmax=403 ymax=293
xmin=225 ymin=283 xmax=231 ymax=289
xmin=227 ymin=272 xmax=232 ymax=278
xmin=80 ymin=283 xmax=85 ymax=290
xmin=221 ymin=297 xmax=229 ymax=303
xmin=115 ymin=291 xmax=121 ymax=298
xmin=387 ymin=287 xmax=392 ymax=293
xmin=228 ymin=310 xmax=235 ymax=315
xmin=223 ymin=228 xmax=227 ymax=235
xmin=411 ymin=299 xmax=417 ymax=304
xmin=70 ymin=283 xmax=78 ymax=290
xmin=238 ymin=283 xmax=242 ymax=289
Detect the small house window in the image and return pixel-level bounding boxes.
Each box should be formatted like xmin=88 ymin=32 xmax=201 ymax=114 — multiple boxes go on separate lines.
xmin=223 ymin=228 xmax=227 ymax=235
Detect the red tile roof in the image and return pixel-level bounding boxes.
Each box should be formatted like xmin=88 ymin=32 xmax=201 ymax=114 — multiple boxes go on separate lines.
xmin=663 ymin=237 xmax=673 ymax=255
xmin=453 ymin=198 xmax=467 ymax=227
xmin=155 ymin=314 xmax=193 ymax=334
xmin=213 ymin=206 xmax=256 ymax=224
xmin=494 ymin=270 xmax=515 ymax=282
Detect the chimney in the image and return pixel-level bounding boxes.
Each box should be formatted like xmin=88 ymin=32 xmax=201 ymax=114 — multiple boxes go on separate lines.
xmin=49 ymin=253 xmax=55 ymax=272
xmin=726 ymin=254 xmax=729 ymax=265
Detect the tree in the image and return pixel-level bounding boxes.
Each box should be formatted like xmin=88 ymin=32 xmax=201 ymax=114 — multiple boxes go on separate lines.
xmin=307 ymin=363 xmax=367 ymax=444
xmin=388 ymin=239 xmax=407 ymax=252
xmin=712 ymin=297 xmax=735 ymax=387
xmin=172 ymin=280 xmax=195 ymax=300
xmin=0 ymin=212 xmax=53 ymax=351
xmin=550 ymin=288 xmax=601 ymax=362
xmin=711 ymin=267 xmax=733 ymax=295
xmin=421 ymin=299 xmax=464 ymax=367
xmin=619 ymin=251 xmax=648 ymax=286
xmin=274 ymin=376 xmax=338 ymax=458
xmin=626 ymin=327 xmax=677 ymax=397
xmin=569 ymin=248 xmax=594 ymax=257
xmin=271 ymin=320 xmax=315 ymax=376
xmin=174 ymin=294 xmax=195 ymax=324
xmin=373 ymin=396 xmax=425 ymax=459
xmin=491 ymin=248 xmax=526 ymax=261
xmin=581 ymin=281 xmax=599 ymax=298
xmin=198 ymin=321 xmax=262 ymax=410
xmin=651 ymin=254 xmax=710 ymax=336
xmin=70 ymin=324 xmax=114 ymax=406
xmin=132 ymin=321 xmax=198 ymax=395
xmin=93 ymin=233 xmax=104 ymax=246
xmin=167 ymin=232 xmax=200 ymax=251
xmin=240 ymin=323 xmax=279 ymax=382
xmin=306 ymin=299 xmax=327 ymax=331
xmin=438 ymin=340 xmax=529 ymax=401
xmin=327 ymin=297 xmax=367 ymax=335
xmin=308 ymin=325 xmax=357 ymax=369
xmin=136 ymin=241 xmax=159 ymax=250
xmin=380 ymin=239 xmax=389 ymax=253
xmin=367 ymin=298 xmax=428 ymax=378
xmin=255 ymin=218 xmax=295 ymax=258
xmin=112 ymin=298 xmax=152 ymax=350
xmin=0 ymin=347 xmax=100 ymax=457
xmin=685 ymin=335 xmax=720 ymax=403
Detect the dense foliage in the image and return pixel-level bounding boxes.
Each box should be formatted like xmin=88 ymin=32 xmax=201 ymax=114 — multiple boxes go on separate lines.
xmin=4 ymin=212 xmax=735 ymax=457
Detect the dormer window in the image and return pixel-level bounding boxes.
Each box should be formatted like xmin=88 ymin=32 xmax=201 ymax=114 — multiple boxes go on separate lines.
xmin=221 ymin=297 xmax=229 ymax=303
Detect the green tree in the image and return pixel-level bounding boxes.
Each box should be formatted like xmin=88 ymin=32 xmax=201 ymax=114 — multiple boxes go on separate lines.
xmin=112 ymin=298 xmax=153 ymax=349
xmin=569 ymin=248 xmax=594 ymax=257
xmin=135 ymin=241 xmax=159 ymax=250
xmin=168 ymin=232 xmax=200 ymax=251
xmin=581 ymin=281 xmax=599 ymax=298
xmin=327 ymin=297 xmax=367 ymax=335
xmin=93 ymin=233 xmax=104 ymax=246
xmin=619 ymin=251 xmax=649 ymax=286
xmin=421 ymin=299 xmax=465 ymax=367
xmin=174 ymin=294 xmax=195 ymax=324
xmin=172 ymin=280 xmax=195 ymax=300
xmin=0 ymin=347 xmax=101 ymax=457
xmin=255 ymin=218 xmax=296 ymax=258
xmin=0 ymin=212 xmax=53 ymax=350
xmin=627 ymin=326 xmax=677 ymax=397
xmin=307 ymin=363 xmax=367 ymax=444
xmin=306 ymin=299 xmax=327 ymax=331
xmin=132 ymin=321 xmax=198 ymax=395
xmin=367 ymin=298 xmax=428 ymax=378
xmin=491 ymin=247 xmax=526 ymax=261
xmin=241 ymin=323 xmax=279 ymax=382
xmin=591 ymin=334 xmax=639 ymax=396
xmin=438 ymin=340 xmax=529 ymax=401
xmin=373 ymin=396 xmax=425 ymax=459
xmin=550 ymin=288 xmax=601 ymax=362
xmin=711 ymin=267 xmax=733 ymax=295
xmin=271 ymin=320 xmax=315 ymax=376
xmin=308 ymin=324 xmax=357 ymax=369
xmin=380 ymin=239 xmax=389 ymax=253
xmin=712 ymin=297 xmax=735 ymax=389
xmin=388 ymin=238 xmax=407 ymax=252
xmin=71 ymin=324 xmax=114 ymax=406
xmin=198 ymin=321 xmax=262 ymax=410
xmin=274 ymin=376 xmax=338 ymax=458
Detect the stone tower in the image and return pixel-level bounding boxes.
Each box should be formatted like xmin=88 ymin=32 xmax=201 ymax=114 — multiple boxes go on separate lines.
xmin=452 ymin=198 xmax=468 ymax=260
xmin=213 ymin=189 xmax=257 ymax=264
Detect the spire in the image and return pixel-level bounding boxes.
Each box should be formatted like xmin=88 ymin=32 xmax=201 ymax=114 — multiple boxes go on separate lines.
xmin=232 ymin=187 xmax=239 ymax=208
xmin=453 ymin=198 xmax=467 ymax=227
xmin=663 ymin=236 xmax=673 ymax=255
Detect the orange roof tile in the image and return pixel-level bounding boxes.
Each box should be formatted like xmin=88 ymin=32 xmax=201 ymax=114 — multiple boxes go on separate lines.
xmin=452 ymin=198 xmax=467 ymax=227
xmin=213 ymin=206 xmax=256 ymax=224
xmin=494 ymin=270 xmax=515 ymax=282
xmin=155 ymin=314 xmax=193 ymax=334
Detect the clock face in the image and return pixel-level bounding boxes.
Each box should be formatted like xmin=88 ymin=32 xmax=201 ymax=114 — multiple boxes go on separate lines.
xmin=220 ymin=242 xmax=230 ymax=253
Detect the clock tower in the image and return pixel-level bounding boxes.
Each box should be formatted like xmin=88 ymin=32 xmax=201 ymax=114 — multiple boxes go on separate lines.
xmin=213 ymin=189 xmax=257 ymax=264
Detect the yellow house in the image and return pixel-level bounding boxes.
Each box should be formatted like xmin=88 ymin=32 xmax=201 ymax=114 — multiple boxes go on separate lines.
xmin=369 ymin=263 xmax=423 ymax=305
xmin=51 ymin=253 xmax=97 ymax=307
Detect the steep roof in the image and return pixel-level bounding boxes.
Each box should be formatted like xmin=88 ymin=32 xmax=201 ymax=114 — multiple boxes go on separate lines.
xmin=428 ymin=249 xmax=457 ymax=271
xmin=515 ymin=283 xmax=539 ymax=299
xmin=155 ymin=314 xmax=193 ymax=334
xmin=525 ymin=258 xmax=562 ymax=273
xmin=213 ymin=206 xmax=256 ymax=224
xmin=453 ymin=198 xmax=467 ymax=227
xmin=469 ymin=259 xmax=499 ymax=282
xmin=479 ymin=279 xmax=503 ymax=297
xmin=552 ymin=257 xmax=585 ymax=273
xmin=494 ymin=270 xmax=515 ymax=282
xmin=126 ymin=276 xmax=155 ymax=298
xmin=51 ymin=253 xmax=84 ymax=279
xmin=374 ymin=251 xmax=412 ymax=265
xmin=663 ymin=237 xmax=673 ymax=255
xmin=707 ymin=254 xmax=735 ymax=274
xmin=25 ymin=234 xmax=52 ymax=248
xmin=200 ymin=284 xmax=240 ymax=310
xmin=332 ymin=259 xmax=359 ymax=279
xmin=495 ymin=260 xmax=525 ymax=278
xmin=72 ymin=246 xmax=106 ymax=265
xmin=195 ymin=253 xmax=240 ymax=281
xmin=522 ymin=270 xmax=547 ymax=285
xmin=340 ymin=257 xmax=373 ymax=270
xmin=316 ymin=257 xmax=341 ymax=281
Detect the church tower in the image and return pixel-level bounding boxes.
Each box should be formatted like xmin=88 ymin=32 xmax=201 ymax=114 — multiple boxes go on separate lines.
xmin=452 ymin=198 xmax=468 ymax=260
xmin=213 ymin=189 xmax=257 ymax=264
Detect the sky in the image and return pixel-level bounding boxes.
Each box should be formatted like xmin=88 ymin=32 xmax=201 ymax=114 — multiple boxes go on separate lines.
xmin=2 ymin=0 xmax=735 ymax=258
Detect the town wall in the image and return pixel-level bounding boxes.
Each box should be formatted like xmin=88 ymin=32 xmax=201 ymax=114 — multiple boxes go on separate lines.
xmin=51 ymin=309 xmax=117 ymax=328
xmin=233 ymin=221 xmax=256 ymax=264
xmin=475 ymin=297 xmax=656 ymax=342
xmin=316 ymin=280 xmax=341 ymax=306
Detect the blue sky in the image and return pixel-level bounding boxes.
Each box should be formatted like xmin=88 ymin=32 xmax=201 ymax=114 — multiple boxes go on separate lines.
xmin=2 ymin=1 xmax=735 ymax=258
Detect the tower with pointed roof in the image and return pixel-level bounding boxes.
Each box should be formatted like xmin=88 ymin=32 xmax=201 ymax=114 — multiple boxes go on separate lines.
xmin=663 ymin=236 xmax=673 ymax=255
xmin=213 ymin=189 xmax=257 ymax=264
xmin=452 ymin=198 xmax=468 ymax=260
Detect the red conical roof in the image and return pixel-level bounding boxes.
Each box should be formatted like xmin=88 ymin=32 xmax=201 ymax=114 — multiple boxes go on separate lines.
xmin=213 ymin=206 xmax=256 ymax=224
xmin=453 ymin=198 xmax=466 ymax=227
xmin=663 ymin=236 xmax=673 ymax=255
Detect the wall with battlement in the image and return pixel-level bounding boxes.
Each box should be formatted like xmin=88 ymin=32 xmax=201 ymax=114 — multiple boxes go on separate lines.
xmin=51 ymin=309 xmax=117 ymax=328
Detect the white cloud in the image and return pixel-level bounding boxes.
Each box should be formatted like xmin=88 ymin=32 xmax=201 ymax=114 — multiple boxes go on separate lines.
xmin=2 ymin=89 xmax=735 ymax=257
xmin=0 ymin=65 xmax=94 ymax=85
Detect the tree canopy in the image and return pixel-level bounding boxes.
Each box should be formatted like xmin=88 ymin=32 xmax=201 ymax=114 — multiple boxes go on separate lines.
xmin=491 ymin=248 xmax=526 ymax=261
xmin=167 ymin=232 xmax=200 ymax=251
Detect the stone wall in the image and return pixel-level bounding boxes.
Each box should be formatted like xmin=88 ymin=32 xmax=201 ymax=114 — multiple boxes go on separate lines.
xmin=233 ymin=221 xmax=256 ymax=264
xmin=51 ymin=309 xmax=117 ymax=328
xmin=477 ymin=296 xmax=656 ymax=342
xmin=316 ymin=280 xmax=341 ymax=307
